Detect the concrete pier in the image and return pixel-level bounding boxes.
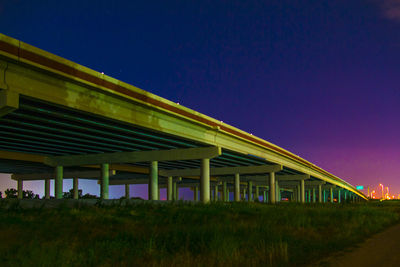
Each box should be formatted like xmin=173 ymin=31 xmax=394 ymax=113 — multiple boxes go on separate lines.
xmin=125 ymin=183 xmax=130 ymax=199
xmin=194 ymin=185 xmax=199 ymax=201
xmin=200 ymin=158 xmax=210 ymax=203
xmin=234 ymin=173 xmax=240 ymax=202
xmin=312 ymin=188 xmax=316 ymax=203
xmin=101 ymin=163 xmax=109 ymax=199
xmin=269 ymin=172 xmax=276 ymax=204
xmin=248 ymin=181 xmax=253 ymax=202
xmin=17 ymin=179 xmax=23 ymax=199
xmin=73 ymin=177 xmax=79 ymax=199
xmin=55 ymin=166 xmax=63 ymax=199
xmin=318 ymin=184 xmax=322 ymax=203
xmin=223 ymin=181 xmax=227 ymax=202
xmin=45 ymin=179 xmax=50 ymax=199
xmin=173 ymin=181 xmax=177 ymax=201
xmin=149 ymin=161 xmax=158 ymax=200
xmin=255 ymin=186 xmax=259 ymax=201
xmin=167 ymin=176 xmax=173 ymax=201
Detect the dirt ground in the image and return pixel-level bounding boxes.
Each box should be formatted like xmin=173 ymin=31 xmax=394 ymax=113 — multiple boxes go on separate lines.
xmin=316 ymin=223 xmax=400 ymax=267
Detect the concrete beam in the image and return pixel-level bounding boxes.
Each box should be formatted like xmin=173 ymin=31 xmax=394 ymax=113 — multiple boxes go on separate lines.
xmin=321 ymin=185 xmax=337 ymax=190
xmin=84 ymin=164 xmax=149 ymax=174
xmin=275 ymin=174 xmax=310 ymax=181
xmin=0 ymin=90 xmax=19 ymax=117
xmin=44 ymin=146 xmax=222 ymax=167
xmin=109 ymin=178 xmax=159 ymax=185
xmin=278 ymin=181 xmax=326 ymax=186
xmin=160 ymin=164 xmax=282 ymax=177
xmin=0 ymin=150 xmax=45 ymax=163
xmin=12 ymin=170 xmax=116 ymax=180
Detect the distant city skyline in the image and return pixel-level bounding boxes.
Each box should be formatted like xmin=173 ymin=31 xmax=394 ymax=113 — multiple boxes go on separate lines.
xmin=1 ymin=1 xmax=399 ymax=198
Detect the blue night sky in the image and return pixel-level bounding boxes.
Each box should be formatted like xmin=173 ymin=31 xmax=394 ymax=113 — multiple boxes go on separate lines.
xmin=0 ymin=0 xmax=399 ymax=199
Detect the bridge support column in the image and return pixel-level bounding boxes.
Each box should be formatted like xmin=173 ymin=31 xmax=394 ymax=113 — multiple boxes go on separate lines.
xmin=275 ymin=181 xmax=280 ymax=202
xmin=17 ymin=179 xmax=23 ymax=199
xmin=234 ymin=173 xmax=240 ymax=202
xmin=214 ymin=184 xmax=218 ymax=201
xmin=167 ymin=176 xmax=173 ymax=201
xmin=269 ymin=173 xmax=276 ymax=204
xmin=297 ymin=186 xmax=301 ymax=202
xmin=300 ymin=179 xmax=305 ymax=203
xmin=243 ymin=188 xmax=247 ymax=201
xmin=248 ymin=181 xmax=253 ymax=202
xmin=330 ymin=187 xmax=334 ymax=203
xmin=313 ymin=188 xmax=316 ymax=203
xmin=45 ymin=179 xmax=50 ymax=199
xmin=263 ymin=191 xmax=267 ymax=203
xmin=338 ymin=189 xmax=341 ymax=203
xmin=255 ymin=186 xmax=259 ymax=201
xmin=223 ymin=181 xmax=227 ymax=202
xmin=73 ymin=178 xmax=79 ymax=199
xmin=173 ymin=181 xmax=177 ymax=200
xmin=318 ymin=184 xmax=322 ymax=203
xmin=194 ymin=185 xmax=199 ymax=201
xmin=125 ymin=184 xmax=130 ymax=199
xmin=307 ymin=189 xmax=311 ymax=203
xmin=323 ymin=190 xmax=326 ymax=202
xmin=101 ymin=163 xmax=109 ymax=200
xmin=55 ymin=166 xmax=63 ymax=199
xmin=344 ymin=190 xmax=347 ymax=201
xmin=149 ymin=161 xmax=158 ymax=200
xmin=200 ymin=158 xmax=210 ymax=203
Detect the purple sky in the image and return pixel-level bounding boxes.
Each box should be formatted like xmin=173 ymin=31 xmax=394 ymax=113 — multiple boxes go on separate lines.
xmin=1 ymin=1 xmax=400 ymax=199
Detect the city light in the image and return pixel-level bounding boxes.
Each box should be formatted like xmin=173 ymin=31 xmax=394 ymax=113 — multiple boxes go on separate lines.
xmin=380 ymin=184 xmax=384 ymax=199
xmin=365 ymin=184 xmax=399 ymax=201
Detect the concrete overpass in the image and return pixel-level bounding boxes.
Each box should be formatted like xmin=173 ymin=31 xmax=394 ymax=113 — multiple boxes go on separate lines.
xmin=0 ymin=33 xmax=367 ymax=203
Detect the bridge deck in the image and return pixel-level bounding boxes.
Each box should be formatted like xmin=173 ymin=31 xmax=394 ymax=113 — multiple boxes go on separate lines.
xmin=0 ymin=33 xmax=366 ymax=201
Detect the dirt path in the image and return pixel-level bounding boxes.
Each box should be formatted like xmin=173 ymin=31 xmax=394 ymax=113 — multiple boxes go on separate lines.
xmin=317 ymin=224 xmax=400 ymax=266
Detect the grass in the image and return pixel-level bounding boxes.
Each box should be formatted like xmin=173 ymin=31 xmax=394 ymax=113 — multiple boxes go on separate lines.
xmin=0 ymin=200 xmax=399 ymax=266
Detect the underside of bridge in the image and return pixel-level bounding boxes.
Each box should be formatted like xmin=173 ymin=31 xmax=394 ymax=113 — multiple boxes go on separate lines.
xmin=0 ymin=33 xmax=366 ymax=203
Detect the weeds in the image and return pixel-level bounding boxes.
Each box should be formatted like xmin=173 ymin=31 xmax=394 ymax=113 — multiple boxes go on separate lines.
xmin=0 ymin=200 xmax=399 ymax=266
